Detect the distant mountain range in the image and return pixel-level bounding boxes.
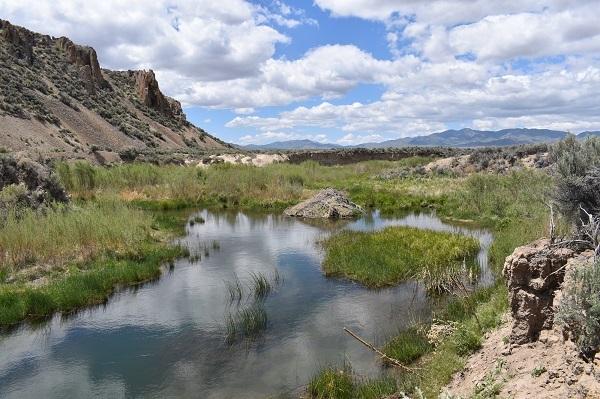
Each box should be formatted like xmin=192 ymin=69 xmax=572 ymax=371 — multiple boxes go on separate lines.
xmin=241 ymin=129 xmax=600 ymax=150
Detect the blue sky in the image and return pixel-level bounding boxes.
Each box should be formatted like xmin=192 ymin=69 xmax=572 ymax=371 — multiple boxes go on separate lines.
xmin=3 ymin=0 xmax=600 ymax=144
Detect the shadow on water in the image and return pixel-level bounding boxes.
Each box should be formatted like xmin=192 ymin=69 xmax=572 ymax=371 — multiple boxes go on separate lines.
xmin=0 ymin=209 xmax=492 ymax=399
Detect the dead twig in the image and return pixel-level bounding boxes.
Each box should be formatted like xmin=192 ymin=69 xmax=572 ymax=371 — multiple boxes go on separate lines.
xmin=343 ymin=327 xmax=419 ymax=373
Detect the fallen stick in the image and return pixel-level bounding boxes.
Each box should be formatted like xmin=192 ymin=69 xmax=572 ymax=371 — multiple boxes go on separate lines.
xmin=343 ymin=327 xmax=419 ymax=372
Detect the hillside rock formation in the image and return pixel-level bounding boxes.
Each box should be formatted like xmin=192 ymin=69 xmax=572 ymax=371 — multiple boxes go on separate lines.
xmin=55 ymin=36 xmax=109 ymax=92
xmin=133 ymin=70 xmax=183 ymax=119
xmin=0 ymin=19 xmax=228 ymax=160
xmin=284 ymin=188 xmax=364 ymax=219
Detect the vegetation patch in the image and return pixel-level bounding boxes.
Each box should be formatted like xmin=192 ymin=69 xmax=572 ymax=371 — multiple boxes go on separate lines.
xmin=308 ymin=363 xmax=396 ymax=399
xmin=0 ymin=244 xmax=185 ymax=326
xmin=381 ymin=327 xmax=432 ymax=365
xmin=321 ymin=226 xmax=480 ymax=291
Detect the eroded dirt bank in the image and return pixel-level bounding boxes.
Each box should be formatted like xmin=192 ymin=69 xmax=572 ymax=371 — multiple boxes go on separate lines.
xmin=445 ymin=240 xmax=600 ymax=398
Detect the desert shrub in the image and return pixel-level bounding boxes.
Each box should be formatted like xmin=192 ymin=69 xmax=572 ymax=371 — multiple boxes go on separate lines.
xmin=0 ymin=154 xmax=68 ymax=211
xmin=556 ymin=260 xmax=600 ymax=359
xmin=551 ymin=136 xmax=600 ymax=222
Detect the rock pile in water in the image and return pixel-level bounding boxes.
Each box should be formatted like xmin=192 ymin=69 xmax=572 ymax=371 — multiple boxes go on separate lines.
xmin=284 ymin=188 xmax=363 ymax=219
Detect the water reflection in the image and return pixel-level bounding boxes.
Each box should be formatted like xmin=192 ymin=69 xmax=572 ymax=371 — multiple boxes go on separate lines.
xmin=0 ymin=210 xmax=491 ymax=399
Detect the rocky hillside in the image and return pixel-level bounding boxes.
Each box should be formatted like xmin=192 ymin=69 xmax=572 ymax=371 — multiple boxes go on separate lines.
xmin=0 ymin=20 xmax=229 ymax=159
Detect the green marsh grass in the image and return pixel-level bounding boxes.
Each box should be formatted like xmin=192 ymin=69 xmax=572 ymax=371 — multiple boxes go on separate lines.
xmin=0 ymin=244 xmax=185 ymax=326
xmin=225 ymin=304 xmax=268 ymax=343
xmin=381 ymin=327 xmax=432 ymax=365
xmin=55 ymin=159 xmax=435 ymax=211
xmin=0 ymin=200 xmax=154 ymax=272
xmin=225 ymin=276 xmax=244 ymax=304
xmin=308 ymin=362 xmax=396 ymax=399
xmin=249 ymin=271 xmax=272 ymax=299
xmin=321 ymin=226 xmax=480 ymax=290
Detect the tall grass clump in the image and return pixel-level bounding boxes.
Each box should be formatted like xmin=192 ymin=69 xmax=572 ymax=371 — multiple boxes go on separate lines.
xmin=381 ymin=327 xmax=432 ymax=365
xmin=308 ymin=363 xmax=396 ymax=399
xmin=225 ymin=276 xmax=243 ymax=304
xmin=225 ymin=304 xmax=268 ymax=343
xmin=0 ymin=200 xmax=153 ymax=272
xmin=249 ymin=271 xmax=272 ymax=299
xmin=322 ymin=226 xmax=479 ymax=291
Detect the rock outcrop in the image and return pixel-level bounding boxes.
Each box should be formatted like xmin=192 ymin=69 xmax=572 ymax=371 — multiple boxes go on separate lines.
xmin=133 ymin=69 xmax=184 ymax=119
xmin=0 ymin=19 xmax=34 ymax=64
xmin=55 ymin=36 xmax=109 ymax=92
xmin=503 ymin=239 xmax=575 ymax=344
xmin=0 ymin=153 xmax=69 ymax=212
xmin=284 ymin=188 xmax=364 ymax=219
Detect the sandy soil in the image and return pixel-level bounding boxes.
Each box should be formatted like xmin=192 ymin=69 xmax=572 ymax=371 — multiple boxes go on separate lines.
xmin=444 ymin=320 xmax=600 ymax=398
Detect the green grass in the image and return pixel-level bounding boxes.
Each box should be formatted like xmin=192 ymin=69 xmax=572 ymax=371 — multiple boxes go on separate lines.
xmin=392 ymin=283 xmax=508 ymax=398
xmin=381 ymin=327 xmax=432 ymax=364
xmin=249 ymin=271 xmax=272 ymax=299
xmin=54 ymin=159 xmax=436 ymax=212
xmin=308 ymin=363 xmax=396 ymax=399
xmin=0 ymin=200 xmax=154 ymax=272
xmin=322 ymin=226 xmax=480 ymax=291
xmin=0 ymin=244 xmax=185 ymax=326
xmin=225 ymin=304 xmax=269 ymax=343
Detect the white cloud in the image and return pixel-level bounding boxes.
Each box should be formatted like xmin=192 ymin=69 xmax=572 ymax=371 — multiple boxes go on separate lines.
xmin=3 ymin=0 xmax=600 ymax=141
xmin=0 ymin=0 xmax=290 ymax=81
xmin=168 ymin=45 xmax=417 ymax=109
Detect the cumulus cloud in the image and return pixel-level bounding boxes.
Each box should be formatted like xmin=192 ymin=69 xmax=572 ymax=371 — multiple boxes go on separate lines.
xmin=0 ymin=0 xmax=291 ymax=80
xmin=3 ymin=0 xmax=600 ymax=141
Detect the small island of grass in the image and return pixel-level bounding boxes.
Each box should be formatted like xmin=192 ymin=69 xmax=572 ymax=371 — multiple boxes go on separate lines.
xmin=321 ymin=226 xmax=480 ymax=290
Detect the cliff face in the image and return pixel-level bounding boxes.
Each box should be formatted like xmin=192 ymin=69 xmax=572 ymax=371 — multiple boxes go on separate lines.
xmin=0 ymin=19 xmax=229 ymax=158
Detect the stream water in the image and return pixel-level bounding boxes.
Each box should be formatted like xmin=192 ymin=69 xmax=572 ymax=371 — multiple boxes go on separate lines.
xmin=0 ymin=210 xmax=492 ymax=398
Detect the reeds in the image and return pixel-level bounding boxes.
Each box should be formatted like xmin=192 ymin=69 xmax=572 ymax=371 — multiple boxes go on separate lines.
xmin=225 ymin=304 xmax=268 ymax=343
xmin=225 ymin=276 xmax=243 ymax=304
xmin=222 ymin=269 xmax=283 ymax=343
xmin=0 ymin=200 xmax=153 ymax=272
xmin=249 ymin=271 xmax=272 ymax=299
xmin=321 ymin=226 xmax=480 ymax=291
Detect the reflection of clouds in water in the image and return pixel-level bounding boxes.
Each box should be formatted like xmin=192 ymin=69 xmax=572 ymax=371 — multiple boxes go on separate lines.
xmin=0 ymin=209 xmax=491 ymax=399
xmin=2 ymin=361 xmax=125 ymax=399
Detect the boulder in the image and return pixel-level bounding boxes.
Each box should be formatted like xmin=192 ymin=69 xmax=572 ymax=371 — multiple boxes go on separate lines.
xmin=503 ymin=239 xmax=575 ymax=344
xmin=284 ymin=188 xmax=363 ymax=219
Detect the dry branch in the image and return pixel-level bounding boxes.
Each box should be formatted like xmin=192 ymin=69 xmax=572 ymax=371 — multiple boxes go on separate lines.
xmin=343 ymin=327 xmax=419 ymax=373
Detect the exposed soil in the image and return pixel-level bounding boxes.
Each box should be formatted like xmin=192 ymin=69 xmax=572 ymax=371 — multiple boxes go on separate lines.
xmin=444 ymin=321 xmax=600 ymax=398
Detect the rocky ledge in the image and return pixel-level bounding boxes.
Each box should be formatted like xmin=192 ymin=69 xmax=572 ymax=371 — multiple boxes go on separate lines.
xmin=284 ymin=188 xmax=364 ymax=219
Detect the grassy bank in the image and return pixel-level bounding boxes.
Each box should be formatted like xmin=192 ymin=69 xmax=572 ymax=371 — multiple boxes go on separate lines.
xmin=321 ymin=226 xmax=479 ymax=290
xmin=0 ymin=244 xmax=185 ymax=326
xmin=0 ymin=200 xmax=187 ymax=326
xmin=55 ymin=159 xmax=436 ymax=211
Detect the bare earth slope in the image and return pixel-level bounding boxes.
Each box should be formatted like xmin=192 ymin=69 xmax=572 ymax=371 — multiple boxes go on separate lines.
xmin=0 ymin=20 xmax=229 ymax=158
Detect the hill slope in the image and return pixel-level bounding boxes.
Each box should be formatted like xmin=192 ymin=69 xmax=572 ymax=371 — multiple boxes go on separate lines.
xmin=0 ymin=20 xmax=229 ymax=158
